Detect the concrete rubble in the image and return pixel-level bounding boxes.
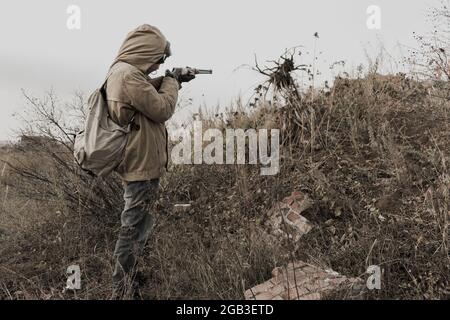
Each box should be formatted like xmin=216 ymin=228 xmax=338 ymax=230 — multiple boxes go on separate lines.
xmin=244 ymin=261 xmax=362 ymax=300
xmin=173 ymin=203 xmax=191 ymax=213
xmin=265 ymin=190 xmax=314 ymax=242
xmin=249 ymin=191 xmax=362 ymax=300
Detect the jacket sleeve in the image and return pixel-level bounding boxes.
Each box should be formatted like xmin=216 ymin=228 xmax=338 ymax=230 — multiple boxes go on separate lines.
xmin=148 ymin=76 xmax=164 ymax=91
xmin=123 ymin=71 xmax=179 ymax=123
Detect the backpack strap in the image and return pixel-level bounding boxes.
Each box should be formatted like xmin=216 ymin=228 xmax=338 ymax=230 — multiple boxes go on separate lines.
xmin=100 ymin=68 xmax=114 ymax=97
xmin=100 ymin=67 xmax=137 ymax=128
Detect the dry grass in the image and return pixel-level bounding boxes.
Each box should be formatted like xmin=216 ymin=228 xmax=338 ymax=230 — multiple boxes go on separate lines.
xmin=0 ymin=64 xmax=448 ymax=300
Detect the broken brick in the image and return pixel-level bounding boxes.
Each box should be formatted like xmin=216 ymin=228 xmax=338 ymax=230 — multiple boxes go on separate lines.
xmin=245 ymin=261 xmax=362 ymax=300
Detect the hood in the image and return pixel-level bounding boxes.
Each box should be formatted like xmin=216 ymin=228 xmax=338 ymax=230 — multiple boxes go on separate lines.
xmin=111 ymin=24 xmax=167 ymax=74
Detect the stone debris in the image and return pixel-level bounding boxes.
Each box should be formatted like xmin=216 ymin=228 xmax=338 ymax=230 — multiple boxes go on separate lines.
xmin=265 ymin=191 xmax=314 ymax=242
xmin=251 ymin=191 xmax=362 ymax=300
xmin=173 ymin=204 xmax=191 ymax=213
xmin=244 ymin=261 xmax=362 ymax=300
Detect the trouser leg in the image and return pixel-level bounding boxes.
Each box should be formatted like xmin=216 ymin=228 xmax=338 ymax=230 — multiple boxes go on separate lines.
xmin=112 ymin=179 xmax=160 ymax=287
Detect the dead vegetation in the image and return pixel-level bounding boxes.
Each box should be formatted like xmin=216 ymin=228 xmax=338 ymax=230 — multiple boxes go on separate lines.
xmin=0 ymin=46 xmax=449 ymax=300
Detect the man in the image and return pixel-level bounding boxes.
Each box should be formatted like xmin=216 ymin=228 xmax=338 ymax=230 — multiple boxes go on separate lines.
xmin=104 ymin=24 xmax=195 ymax=299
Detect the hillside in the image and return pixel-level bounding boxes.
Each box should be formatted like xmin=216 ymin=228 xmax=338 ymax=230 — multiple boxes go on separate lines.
xmin=0 ymin=71 xmax=448 ymax=300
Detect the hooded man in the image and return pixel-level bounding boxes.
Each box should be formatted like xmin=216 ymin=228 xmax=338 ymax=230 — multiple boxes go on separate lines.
xmin=105 ymin=24 xmax=195 ymax=298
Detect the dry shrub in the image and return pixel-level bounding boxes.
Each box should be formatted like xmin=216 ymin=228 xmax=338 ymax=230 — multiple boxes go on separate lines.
xmin=0 ymin=49 xmax=448 ymax=300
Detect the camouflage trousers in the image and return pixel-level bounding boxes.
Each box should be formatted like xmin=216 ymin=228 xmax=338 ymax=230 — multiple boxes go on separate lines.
xmin=112 ymin=178 xmax=160 ymax=287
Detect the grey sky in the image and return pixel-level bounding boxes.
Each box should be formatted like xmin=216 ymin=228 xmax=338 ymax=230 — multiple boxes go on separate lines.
xmin=0 ymin=0 xmax=438 ymax=140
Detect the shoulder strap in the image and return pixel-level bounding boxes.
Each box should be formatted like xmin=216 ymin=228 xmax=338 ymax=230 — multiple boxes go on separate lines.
xmin=100 ymin=69 xmax=114 ymax=96
xmin=100 ymin=65 xmax=136 ymax=127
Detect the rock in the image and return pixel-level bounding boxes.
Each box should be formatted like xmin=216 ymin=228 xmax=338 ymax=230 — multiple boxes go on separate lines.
xmin=173 ymin=204 xmax=191 ymax=213
xmin=244 ymin=261 xmax=362 ymax=300
xmin=252 ymin=190 xmax=363 ymax=300
xmin=265 ymin=191 xmax=313 ymax=243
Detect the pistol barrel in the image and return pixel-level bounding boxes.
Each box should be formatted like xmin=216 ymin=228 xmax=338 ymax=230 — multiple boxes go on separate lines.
xmin=194 ymin=69 xmax=213 ymax=74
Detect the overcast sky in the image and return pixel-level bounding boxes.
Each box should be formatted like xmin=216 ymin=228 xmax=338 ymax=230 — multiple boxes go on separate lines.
xmin=0 ymin=0 xmax=439 ymax=140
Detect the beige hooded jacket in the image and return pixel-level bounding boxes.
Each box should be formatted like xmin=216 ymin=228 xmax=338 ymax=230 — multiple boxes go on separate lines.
xmin=105 ymin=24 xmax=179 ymax=182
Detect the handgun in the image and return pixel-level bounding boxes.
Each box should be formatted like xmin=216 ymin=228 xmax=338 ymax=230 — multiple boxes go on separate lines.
xmin=173 ymin=67 xmax=213 ymax=75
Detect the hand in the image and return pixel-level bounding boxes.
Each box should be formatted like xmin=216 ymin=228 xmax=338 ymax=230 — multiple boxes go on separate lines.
xmin=177 ymin=67 xmax=196 ymax=83
xmin=165 ymin=67 xmax=196 ymax=84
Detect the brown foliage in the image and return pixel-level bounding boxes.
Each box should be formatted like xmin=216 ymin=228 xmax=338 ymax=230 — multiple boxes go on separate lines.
xmin=0 ymin=53 xmax=448 ymax=300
